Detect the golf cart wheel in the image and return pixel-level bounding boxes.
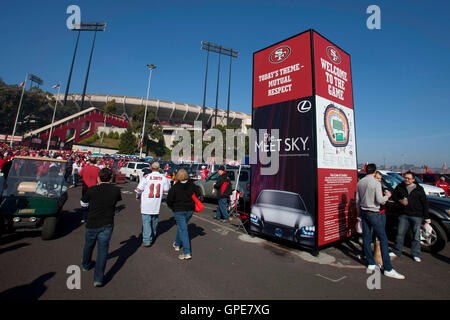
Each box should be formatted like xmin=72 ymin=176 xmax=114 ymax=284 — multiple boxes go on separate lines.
xmin=421 ymin=219 xmax=447 ymax=253
xmin=41 ymin=216 xmax=58 ymax=240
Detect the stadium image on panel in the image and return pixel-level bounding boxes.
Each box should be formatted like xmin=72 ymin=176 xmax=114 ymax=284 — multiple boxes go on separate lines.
xmin=323 ymin=104 xmax=349 ymax=147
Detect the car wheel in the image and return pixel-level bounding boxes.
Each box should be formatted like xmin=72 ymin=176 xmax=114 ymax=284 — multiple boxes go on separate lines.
xmin=41 ymin=216 xmax=58 ymax=240
xmin=421 ymin=219 xmax=447 ymax=253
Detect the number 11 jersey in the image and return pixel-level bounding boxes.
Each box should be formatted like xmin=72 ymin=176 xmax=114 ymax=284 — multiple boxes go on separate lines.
xmin=136 ymin=172 xmax=171 ymax=215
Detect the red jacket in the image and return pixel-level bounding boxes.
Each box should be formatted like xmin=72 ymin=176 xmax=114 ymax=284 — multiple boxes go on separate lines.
xmin=79 ymin=164 xmax=100 ymax=190
xmin=436 ymin=181 xmax=449 ymax=195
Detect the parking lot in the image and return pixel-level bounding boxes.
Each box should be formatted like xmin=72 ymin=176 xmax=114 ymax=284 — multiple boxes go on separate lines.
xmin=0 ymin=181 xmax=449 ymax=300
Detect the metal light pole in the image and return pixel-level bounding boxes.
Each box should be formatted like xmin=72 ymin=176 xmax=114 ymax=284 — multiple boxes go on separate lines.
xmin=63 ymin=29 xmax=80 ymax=106
xmin=139 ymin=64 xmax=157 ymax=158
xmin=226 ymin=54 xmax=232 ymax=126
xmin=201 ymin=43 xmax=210 ymax=131
xmin=47 ymin=83 xmax=62 ymax=151
xmin=11 ymin=74 xmax=28 ymax=148
xmin=214 ymin=48 xmax=221 ymax=127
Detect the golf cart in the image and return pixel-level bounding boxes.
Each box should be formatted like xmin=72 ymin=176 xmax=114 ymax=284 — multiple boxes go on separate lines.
xmin=0 ymin=156 xmax=68 ymax=240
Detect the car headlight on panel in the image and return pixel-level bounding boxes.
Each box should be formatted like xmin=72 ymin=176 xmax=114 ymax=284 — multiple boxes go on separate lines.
xmin=299 ymin=225 xmax=315 ymax=238
xmin=250 ymin=213 xmax=261 ymax=225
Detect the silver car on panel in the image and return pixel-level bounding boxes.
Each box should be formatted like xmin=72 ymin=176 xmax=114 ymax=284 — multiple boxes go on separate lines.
xmin=250 ymin=189 xmax=315 ymax=247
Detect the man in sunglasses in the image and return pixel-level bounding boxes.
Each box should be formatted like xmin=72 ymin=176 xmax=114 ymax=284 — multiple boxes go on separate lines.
xmin=390 ymin=172 xmax=430 ymax=263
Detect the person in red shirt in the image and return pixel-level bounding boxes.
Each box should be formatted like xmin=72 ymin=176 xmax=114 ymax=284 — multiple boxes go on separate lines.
xmin=436 ymin=176 xmax=449 ymax=196
xmin=199 ymin=166 xmax=209 ymax=179
xmin=79 ymin=158 xmax=101 ymax=223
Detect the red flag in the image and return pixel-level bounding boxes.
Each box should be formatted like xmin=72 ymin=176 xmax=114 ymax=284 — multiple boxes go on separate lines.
xmin=18 ymin=80 xmax=26 ymax=88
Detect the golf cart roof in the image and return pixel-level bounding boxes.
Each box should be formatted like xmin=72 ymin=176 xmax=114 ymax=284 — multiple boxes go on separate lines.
xmin=14 ymin=156 xmax=68 ymax=163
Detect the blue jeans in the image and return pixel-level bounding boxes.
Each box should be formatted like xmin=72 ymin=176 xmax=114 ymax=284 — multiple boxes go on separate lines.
xmin=216 ymin=198 xmax=229 ymax=220
xmin=361 ymin=210 xmax=393 ymax=271
xmin=82 ymin=224 xmax=113 ymax=283
xmin=393 ymin=215 xmax=423 ymax=258
xmin=73 ymin=173 xmax=79 ymax=186
xmin=142 ymin=214 xmax=158 ymax=245
xmin=173 ymin=211 xmax=193 ymax=255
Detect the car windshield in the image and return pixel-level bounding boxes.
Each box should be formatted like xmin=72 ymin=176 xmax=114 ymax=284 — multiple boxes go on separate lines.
xmin=136 ymin=163 xmax=149 ymax=170
xmin=3 ymin=158 xmax=67 ymax=198
xmin=383 ymin=173 xmax=402 ymax=189
xmin=256 ymin=190 xmax=306 ymax=211
xmin=414 ymin=175 xmax=423 ymax=183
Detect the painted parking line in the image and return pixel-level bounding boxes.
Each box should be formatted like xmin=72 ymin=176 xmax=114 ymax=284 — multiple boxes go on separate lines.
xmin=161 ymin=202 xmax=365 ymax=270
xmin=315 ymin=274 xmax=347 ymax=283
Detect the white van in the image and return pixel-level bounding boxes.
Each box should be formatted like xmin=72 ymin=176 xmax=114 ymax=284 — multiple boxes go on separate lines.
xmin=119 ymin=162 xmax=150 ymax=181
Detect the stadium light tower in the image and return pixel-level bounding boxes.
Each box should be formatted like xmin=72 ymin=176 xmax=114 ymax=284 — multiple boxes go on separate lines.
xmin=80 ymin=22 xmax=107 ymax=110
xmin=200 ymin=41 xmax=237 ymax=129
xmin=139 ymin=64 xmax=157 ymax=158
xmin=64 ymin=22 xmax=106 ymax=107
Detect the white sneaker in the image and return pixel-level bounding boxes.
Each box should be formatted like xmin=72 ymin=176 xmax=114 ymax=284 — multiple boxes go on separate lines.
xmin=367 ymin=264 xmax=377 ymax=271
xmin=384 ymin=269 xmax=405 ymax=280
xmin=389 ymin=252 xmax=398 ymax=258
xmin=413 ymin=257 xmax=421 ymax=262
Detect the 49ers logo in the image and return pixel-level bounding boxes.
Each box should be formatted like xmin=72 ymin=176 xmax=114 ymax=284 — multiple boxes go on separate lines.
xmin=326 ymin=46 xmax=341 ymax=64
xmin=269 ymin=46 xmax=291 ymax=64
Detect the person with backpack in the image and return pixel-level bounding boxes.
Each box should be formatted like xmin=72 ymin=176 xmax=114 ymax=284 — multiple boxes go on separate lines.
xmin=213 ymin=166 xmax=232 ymax=222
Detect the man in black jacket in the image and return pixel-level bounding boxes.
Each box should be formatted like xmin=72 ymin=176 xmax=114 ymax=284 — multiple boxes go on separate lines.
xmin=390 ymin=172 xmax=431 ymax=262
xmin=213 ymin=166 xmax=232 ymax=222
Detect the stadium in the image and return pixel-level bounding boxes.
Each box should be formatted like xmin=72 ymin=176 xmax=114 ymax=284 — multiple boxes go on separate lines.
xmin=23 ymin=93 xmax=251 ymax=151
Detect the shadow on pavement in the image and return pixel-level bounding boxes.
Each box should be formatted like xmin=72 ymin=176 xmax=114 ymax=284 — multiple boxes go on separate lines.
xmin=103 ymin=235 xmax=141 ymax=285
xmin=53 ymin=209 xmax=83 ymax=240
xmin=0 ymin=272 xmax=56 ymax=300
xmin=157 ymin=217 xmax=176 ymax=237
xmin=0 ymin=242 xmax=30 ymax=254
xmin=0 ymin=230 xmax=41 ymax=246
xmin=188 ymin=223 xmax=206 ymax=240
xmin=431 ymin=252 xmax=450 ymax=264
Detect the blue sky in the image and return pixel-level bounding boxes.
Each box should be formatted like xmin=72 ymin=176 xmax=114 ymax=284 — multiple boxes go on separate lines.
xmin=1 ymin=0 xmax=449 ymax=167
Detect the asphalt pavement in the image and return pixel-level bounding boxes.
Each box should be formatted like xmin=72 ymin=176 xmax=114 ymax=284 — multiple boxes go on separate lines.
xmin=0 ymin=181 xmax=449 ymax=300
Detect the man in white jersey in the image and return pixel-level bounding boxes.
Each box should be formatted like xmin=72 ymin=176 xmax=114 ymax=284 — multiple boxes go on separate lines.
xmin=135 ymin=162 xmax=170 ymax=247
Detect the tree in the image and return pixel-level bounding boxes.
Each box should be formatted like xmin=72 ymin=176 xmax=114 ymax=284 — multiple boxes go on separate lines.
xmin=129 ymin=105 xmax=164 ymax=155
xmin=118 ymin=128 xmax=137 ymax=155
xmin=0 ymin=79 xmax=77 ymax=135
xmin=104 ymin=99 xmax=117 ymax=115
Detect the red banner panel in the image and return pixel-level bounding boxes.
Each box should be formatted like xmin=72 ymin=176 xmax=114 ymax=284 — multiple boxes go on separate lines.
xmin=313 ymin=32 xmax=354 ymax=109
xmin=253 ymin=32 xmax=313 ymax=109
xmin=317 ymin=168 xmax=358 ymax=247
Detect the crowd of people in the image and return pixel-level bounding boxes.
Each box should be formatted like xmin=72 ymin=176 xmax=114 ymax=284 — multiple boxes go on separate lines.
xmin=1 ymin=144 xmax=444 ymax=287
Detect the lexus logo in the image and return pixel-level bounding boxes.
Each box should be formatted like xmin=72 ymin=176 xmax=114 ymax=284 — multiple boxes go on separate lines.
xmin=297 ymin=100 xmax=312 ymax=113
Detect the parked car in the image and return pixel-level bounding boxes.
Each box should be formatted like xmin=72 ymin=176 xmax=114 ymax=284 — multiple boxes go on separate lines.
xmin=358 ymin=172 xmax=450 ymax=253
xmin=0 ymin=156 xmax=69 ymax=240
xmin=379 ymin=170 xmax=446 ymax=198
xmin=194 ymin=167 xmax=251 ymax=204
xmin=249 ymin=189 xmax=315 ymax=247
xmin=414 ymin=173 xmax=440 ymax=185
xmin=119 ymin=161 xmax=150 ymax=181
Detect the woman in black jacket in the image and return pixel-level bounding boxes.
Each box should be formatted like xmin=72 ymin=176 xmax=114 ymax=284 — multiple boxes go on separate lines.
xmin=166 ymin=169 xmax=200 ymax=260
